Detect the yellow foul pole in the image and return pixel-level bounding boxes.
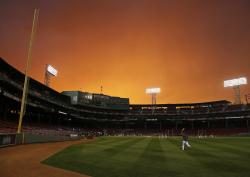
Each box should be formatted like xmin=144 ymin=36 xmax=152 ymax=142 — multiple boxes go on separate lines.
xmin=17 ymin=9 xmax=39 ymax=134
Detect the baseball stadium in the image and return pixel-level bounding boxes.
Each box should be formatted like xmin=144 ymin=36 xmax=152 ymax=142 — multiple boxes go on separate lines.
xmin=1 ymin=1 xmax=250 ymax=177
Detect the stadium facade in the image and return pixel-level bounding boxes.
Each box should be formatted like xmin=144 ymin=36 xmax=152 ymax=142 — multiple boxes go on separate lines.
xmin=0 ymin=57 xmax=250 ymax=133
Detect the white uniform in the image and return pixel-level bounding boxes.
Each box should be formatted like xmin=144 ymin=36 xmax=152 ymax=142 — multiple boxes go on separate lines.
xmin=181 ymin=129 xmax=191 ymax=150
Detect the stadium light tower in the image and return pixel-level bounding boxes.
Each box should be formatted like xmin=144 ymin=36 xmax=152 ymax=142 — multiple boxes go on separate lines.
xmin=146 ymin=87 xmax=161 ymax=113
xmin=44 ymin=64 xmax=58 ymax=87
xmin=245 ymin=94 xmax=250 ymax=104
xmin=224 ymin=77 xmax=247 ymax=104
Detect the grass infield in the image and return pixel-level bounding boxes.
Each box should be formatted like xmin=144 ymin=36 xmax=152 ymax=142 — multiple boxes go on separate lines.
xmin=43 ymin=137 xmax=250 ymax=177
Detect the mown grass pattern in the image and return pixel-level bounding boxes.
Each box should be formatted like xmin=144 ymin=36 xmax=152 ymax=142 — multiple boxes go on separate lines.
xmin=43 ymin=137 xmax=250 ymax=177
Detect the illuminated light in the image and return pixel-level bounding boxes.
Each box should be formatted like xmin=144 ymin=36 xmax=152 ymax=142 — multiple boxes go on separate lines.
xmin=224 ymin=77 xmax=247 ymax=87
xmin=146 ymin=118 xmax=158 ymax=121
xmin=47 ymin=65 xmax=58 ymax=76
xmin=145 ymin=87 xmax=161 ymax=94
xmin=225 ymin=116 xmax=244 ymax=119
xmin=73 ymin=96 xmax=78 ymax=102
xmin=58 ymin=111 xmax=67 ymax=115
xmin=85 ymin=94 xmax=93 ymax=100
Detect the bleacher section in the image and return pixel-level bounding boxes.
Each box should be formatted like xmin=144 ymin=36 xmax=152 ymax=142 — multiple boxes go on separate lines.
xmin=0 ymin=119 xmax=78 ymax=136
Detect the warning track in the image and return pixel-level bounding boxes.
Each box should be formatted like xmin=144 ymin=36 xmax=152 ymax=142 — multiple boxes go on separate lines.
xmin=0 ymin=140 xmax=91 ymax=177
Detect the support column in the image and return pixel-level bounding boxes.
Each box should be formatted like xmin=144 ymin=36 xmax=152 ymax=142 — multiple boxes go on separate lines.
xmin=37 ymin=113 xmax=41 ymax=125
xmin=49 ymin=114 xmax=52 ymax=125
xmin=225 ymin=119 xmax=228 ymax=128
xmin=0 ymin=96 xmax=4 ymax=119
xmin=151 ymin=93 xmax=156 ymax=114
xmin=233 ymin=85 xmax=241 ymax=104
xmin=3 ymin=101 xmax=8 ymax=120
xmin=57 ymin=115 xmax=61 ymax=127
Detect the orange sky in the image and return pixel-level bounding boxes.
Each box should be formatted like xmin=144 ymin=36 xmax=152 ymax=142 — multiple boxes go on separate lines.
xmin=0 ymin=0 xmax=250 ymax=104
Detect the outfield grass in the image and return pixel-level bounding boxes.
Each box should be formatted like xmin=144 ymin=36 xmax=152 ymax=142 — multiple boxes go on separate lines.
xmin=43 ymin=137 xmax=250 ymax=177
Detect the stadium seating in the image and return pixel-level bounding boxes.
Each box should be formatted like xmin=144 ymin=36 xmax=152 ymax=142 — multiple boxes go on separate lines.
xmin=225 ymin=104 xmax=243 ymax=112
xmin=1 ymin=58 xmax=250 ymax=138
xmin=0 ymin=119 xmax=79 ymax=137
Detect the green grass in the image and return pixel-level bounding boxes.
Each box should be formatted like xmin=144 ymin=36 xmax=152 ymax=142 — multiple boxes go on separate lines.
xmin=43 ymin=137 xmax=250 ymax=177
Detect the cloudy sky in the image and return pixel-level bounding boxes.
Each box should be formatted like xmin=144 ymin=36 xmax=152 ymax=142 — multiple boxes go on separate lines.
xmin=0 ymin=0 xmax=249 ymax=104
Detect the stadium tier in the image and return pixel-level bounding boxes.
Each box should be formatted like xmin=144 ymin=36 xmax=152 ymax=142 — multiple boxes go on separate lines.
xmin=0 ymin=57 xmax=250 ymax=136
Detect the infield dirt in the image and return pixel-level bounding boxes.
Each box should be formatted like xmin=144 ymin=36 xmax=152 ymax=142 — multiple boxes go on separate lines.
xmin=0 ymin=140 xmax=91 ymax=177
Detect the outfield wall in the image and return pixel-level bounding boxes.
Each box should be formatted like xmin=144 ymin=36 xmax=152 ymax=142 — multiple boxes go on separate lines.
xmin=0 ymin=133 xmax=16 ymax=147
xmin=0 ymin=133 xmax=81 ymax=147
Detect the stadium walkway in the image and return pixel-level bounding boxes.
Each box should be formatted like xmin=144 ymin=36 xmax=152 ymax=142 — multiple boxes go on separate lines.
xmin=0 ymin=140 xmax=91 ymax=177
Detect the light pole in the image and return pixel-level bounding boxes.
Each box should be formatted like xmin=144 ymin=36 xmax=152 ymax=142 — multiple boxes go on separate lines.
xmin=146 ymin=87 xmax=160 ymax=114
xmin=224 ymin=77 xmax=247 ymax=104
xmin=17 ymin=9 xmax=39 ymax=134
xmin=44 ymin=64 xmax=58 ymax=87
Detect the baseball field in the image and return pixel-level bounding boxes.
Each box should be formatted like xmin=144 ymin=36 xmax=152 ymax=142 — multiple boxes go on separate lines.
xmin=43 ymin=136 xmax=250 ymax=177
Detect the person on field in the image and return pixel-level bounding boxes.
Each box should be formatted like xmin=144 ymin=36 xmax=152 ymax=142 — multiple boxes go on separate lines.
xmin=181 ymin=128 xmax=191 ymax=150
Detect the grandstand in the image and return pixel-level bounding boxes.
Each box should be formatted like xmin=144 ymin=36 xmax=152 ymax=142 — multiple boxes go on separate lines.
xmin=1 ymin=57 xmax=250 ymax=142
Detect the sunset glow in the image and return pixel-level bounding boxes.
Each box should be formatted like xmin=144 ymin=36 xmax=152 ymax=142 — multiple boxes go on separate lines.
xmin=0 ymin=0 xmax=249 ymax=104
